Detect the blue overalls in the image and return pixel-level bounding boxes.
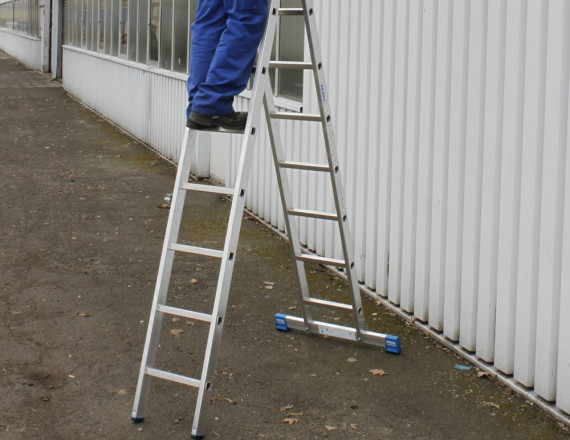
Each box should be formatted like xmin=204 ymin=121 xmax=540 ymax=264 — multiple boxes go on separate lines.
xmin=186 ymin=0 xmax=268 ymax=119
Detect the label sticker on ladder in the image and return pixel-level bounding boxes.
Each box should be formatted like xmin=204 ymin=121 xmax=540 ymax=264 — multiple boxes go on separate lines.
xmin=320 ymin=83 xmax=327 ymax=103
xmin=318 ymin=325 xmax=355 ymax=340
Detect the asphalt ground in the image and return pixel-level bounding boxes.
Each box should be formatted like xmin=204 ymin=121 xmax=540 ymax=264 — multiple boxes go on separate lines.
xmin=1 ymin=50 xmax=569 ymax=440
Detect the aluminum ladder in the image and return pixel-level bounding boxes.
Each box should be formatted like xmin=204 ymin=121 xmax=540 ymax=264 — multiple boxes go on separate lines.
xmin=131 ymin=1 xmax=401 ymax=438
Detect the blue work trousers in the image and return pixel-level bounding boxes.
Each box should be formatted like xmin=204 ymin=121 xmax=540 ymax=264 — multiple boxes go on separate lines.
xmin=186 ymin=0 xmax=268 ymax=119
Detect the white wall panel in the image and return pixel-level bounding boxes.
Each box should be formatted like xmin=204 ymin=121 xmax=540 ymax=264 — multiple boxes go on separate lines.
xmin=428 ymin=0 xmax=452 ymax=332
xmin=534 ymin=0 xmax=569 ymax=402
xmin=494 ymin=0 xmax=525 ymax=376
xmin=0 ymin=31 xmax=42 ymax=70
xmin=476 ymin=0 xmax=506 ymax=363
xmin=513 ymin=0 xmax=547 ymax=388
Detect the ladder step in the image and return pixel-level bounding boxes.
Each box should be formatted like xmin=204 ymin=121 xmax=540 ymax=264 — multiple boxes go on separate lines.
xmin=305 ymin=297 xmax=353 ymax=311
xmin=180 ymin=182 xmax=234 ymax=196
xmin=269 ymin=61 xmax=313 ymax=70
xmin=156 ymin=305 xmax=213 ymax=323
xmin=288 ymin=208 xmax=338 ymax=221
xmin=297 ymin=254 xmax=346 ymax=267
xmin=270 ymin=112 xmax=322 ymax=122
xmin=278 ymin=7 xmax=303 ymax=16
xmin=145 ymin=367 xmax=200 ymax=388
xmin=279 ymin=160 xmax=330 ymax=172
xmin=169 ymin=243 xmax=223 ymax=258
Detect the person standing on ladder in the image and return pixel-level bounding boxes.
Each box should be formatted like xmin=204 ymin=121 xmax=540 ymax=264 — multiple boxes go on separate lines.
xmin=186 ymin=0 xmax=268 ymax=132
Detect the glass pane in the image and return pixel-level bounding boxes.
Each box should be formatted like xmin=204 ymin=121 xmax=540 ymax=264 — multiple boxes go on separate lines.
xmin=149 ymin=0 xmax=160 ymax=63
xmin=278 ymin=0 xmax=303 ymax=100
xmin=104 ymin=0 xmax=112 ymax=53
xmin=81 ymin=0 xmax=87 ymax=47
xmin=137 ymin=0 xmax=148 ymax=63
xmin=172 ymin=0 xmax=188 ymax=73
xmin=159 ymin=0 xmax=172 ymax=69
xmin=120 ymin=0 xmax=128 ymax=55
xmin=111 ymin=0 xmax=119 ymax=56
xmin=86 ymin=0 xmax=92 ymax=49
xmin=128 ymin=0 xmax=137 ymax=60
xmin=99 ymin=0 xmax=105 ymax=51
xmin=75 ymin=0 xmax=81 ymax=45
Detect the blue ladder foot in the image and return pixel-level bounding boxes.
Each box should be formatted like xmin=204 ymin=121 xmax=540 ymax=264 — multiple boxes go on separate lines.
xmin=131 ymin=417 xmax=144 ymax=424
xmin=385 ymin=335 xmax=401 ymax=354
xmin=275 ymin=313 xmax=289 ymax=331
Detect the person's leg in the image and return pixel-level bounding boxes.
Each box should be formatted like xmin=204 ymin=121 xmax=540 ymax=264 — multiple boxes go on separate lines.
xmin=190 ymin=0 xmax=268 ymax=116
xmin=186 ymin=0 xmax=226 ymax=120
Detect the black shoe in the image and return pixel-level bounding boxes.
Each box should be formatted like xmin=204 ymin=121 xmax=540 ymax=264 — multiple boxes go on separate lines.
xmin=187 ymin=111 xmax=248 ymax=132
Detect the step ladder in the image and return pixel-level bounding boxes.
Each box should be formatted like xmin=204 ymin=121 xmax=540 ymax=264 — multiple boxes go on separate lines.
xmin=131 ymin=1 xmax=401 ymax=438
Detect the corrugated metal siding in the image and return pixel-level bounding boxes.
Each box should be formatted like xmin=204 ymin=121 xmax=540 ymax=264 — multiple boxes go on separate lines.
xmin=0 ymin=31 xmax=42 ymax=70
xmin=230 ymin=0 xmax=570 ymax=416
xmin=57 ymin=0 xmax=570 ymax=418
xmin=62 ymin=47 xmax=187 ymax=164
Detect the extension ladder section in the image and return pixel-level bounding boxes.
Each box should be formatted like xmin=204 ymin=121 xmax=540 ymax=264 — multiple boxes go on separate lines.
xmin=132 ymin=1 xmax=400 ymax=438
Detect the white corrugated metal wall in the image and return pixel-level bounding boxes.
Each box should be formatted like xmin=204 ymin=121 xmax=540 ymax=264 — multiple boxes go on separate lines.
xmin=226 ymin=0 xmax=570 ymax=417
xmin=57 ymin=0 xmax=570 ymax=419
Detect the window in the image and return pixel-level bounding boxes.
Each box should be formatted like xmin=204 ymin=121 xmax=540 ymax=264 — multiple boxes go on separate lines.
xmin=61 ymin=0 xmax=304 ymax=101
xmin=137 ymin=0 xmax=148 ymax=63
xmin=127 ymin=0 xmax=136 ymax=60
xmin=119 ymin=0 xmax=128 ymax=56
xmin=98 ymin=0 xmax=105 ymax=51
xmin=172 ymin=0 xmax=191 ymax=73
xmin=276 ymin=0 xmax=303 ymax=100
xmin=148 ymin=0 xmax=159 ymax=63
xmin=159 ymin=0 xmax=172 ymax=69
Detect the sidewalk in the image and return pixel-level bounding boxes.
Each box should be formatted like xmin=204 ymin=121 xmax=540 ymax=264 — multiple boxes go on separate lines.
xmin=0 ymin=50 xmax=568 ymax=440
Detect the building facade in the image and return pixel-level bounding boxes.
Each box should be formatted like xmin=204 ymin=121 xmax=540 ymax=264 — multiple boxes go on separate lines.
xmin=1 ymin=0 xmax=570 ymax=424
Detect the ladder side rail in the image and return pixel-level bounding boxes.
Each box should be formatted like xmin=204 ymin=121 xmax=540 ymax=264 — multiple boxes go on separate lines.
xmin=132 ymin=129 xmax=198 ymax=421
xmin=302 ymin=0 xmax=367 ymax=336
xmin=191 ymin=4 xmax=281 ymax=437
xmin=263 ymin=79 xmax=314 ymax=330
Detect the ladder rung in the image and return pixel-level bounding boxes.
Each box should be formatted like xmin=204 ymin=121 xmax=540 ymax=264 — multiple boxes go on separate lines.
xmin=270 ymin=111 xmax=322 ymax=122
xmin=169 ymin=243 xmax=223 ymax=258
xmin=297 ymin=254 xmax=346 ymax=267
xmin=305 ymin=297 xmax=353 ymax=311
xmin=288 ymin=208 xmax=338 ymax=221
xmin=279 ymin=161 xmax=330 ymax=172
xmin=269 ymin=61 xmax=313 ymax=70
xmin=180 ymin=182 xmax=234 ymax=196
xmin=156 ymin=305 xmax=213 ymax=323
xmin=145 ymin=367 xmax=200 ymax=388
xmin=278 ymin=8 xmax=303 ymax=16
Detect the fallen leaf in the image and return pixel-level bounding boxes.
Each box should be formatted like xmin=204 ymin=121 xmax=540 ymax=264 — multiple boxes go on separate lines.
xmin=77 ymin=312 xmax=90 ymax=317
xmin=157 ymin=204 xmax=170 ymax=209
xmin=477 ymin=371 xmax=490 ymax=379
xmin=190 ymin=279 xmax=199 ymax=284
xmin=263 ymin=281 xmax=276 ymax=286
xmin=264 ymin=285 xmax=274 ymax=290
xmin=325 ymin=425 xmax=337 ymax=431
xmin=117 ymin=389 xmax=128 ymax=396
xmin=347 ymin=358 xmax=357 ymax=363
xmin=288 ymin=412 xmax=303 ymax=417
xmin=486 ymin=402 xmax=500 ymax=410
xmin=369 ymin=369 xmax=388 ymax=376
xmin=171 ymin=318 xmax=180 ymax=323
xmin=283 ymin=418 xmax=299 ymax=424
xmin=280 ymin=404 xmax=294 ymax=412
xmin=170 ymin=329 xmax=184 ymax=336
